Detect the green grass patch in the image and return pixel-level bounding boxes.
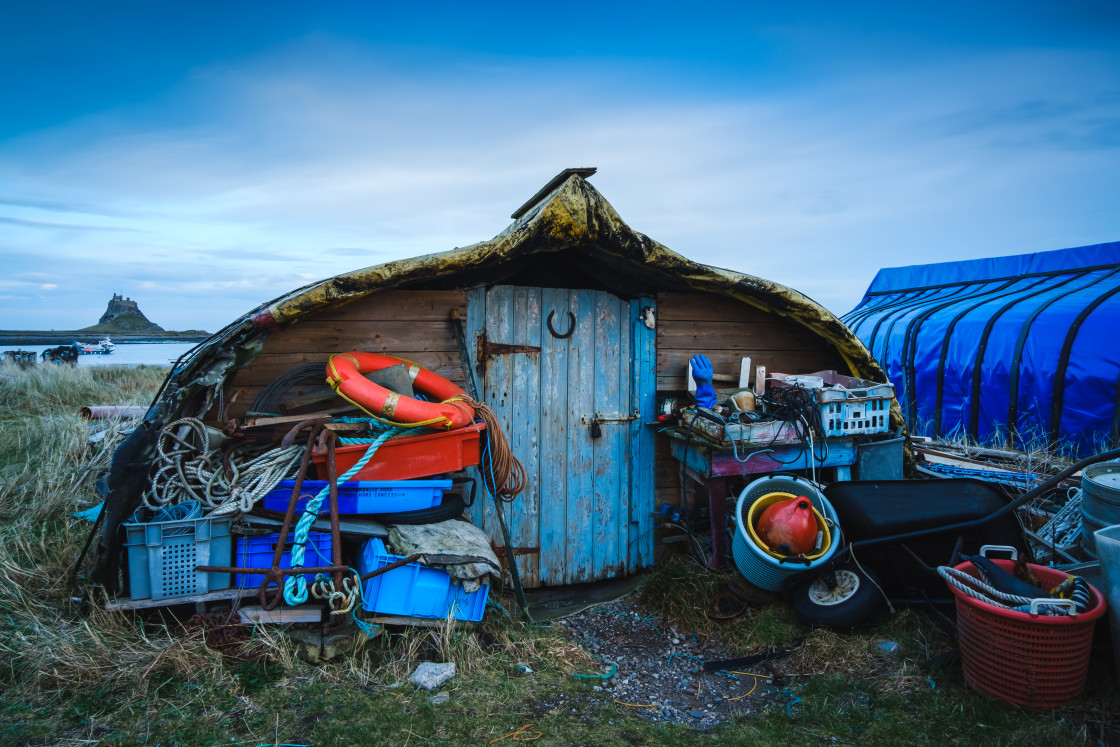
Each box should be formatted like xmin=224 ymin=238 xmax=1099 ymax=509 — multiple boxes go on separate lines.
xmin=0 ymin=362 xmax=1116 ymax=745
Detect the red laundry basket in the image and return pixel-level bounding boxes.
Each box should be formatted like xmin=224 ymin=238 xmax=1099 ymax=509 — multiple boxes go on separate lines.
xmin=948 ymin=559 xmax=1106 ymax=708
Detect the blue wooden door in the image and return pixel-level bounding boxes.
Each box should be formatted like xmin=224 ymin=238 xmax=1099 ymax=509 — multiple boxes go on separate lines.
xmin=466 ymin=286 xmax=656 ymax=587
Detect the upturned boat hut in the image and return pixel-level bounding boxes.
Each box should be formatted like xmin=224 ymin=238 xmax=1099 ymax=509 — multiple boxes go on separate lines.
xmin=89 ymin=169 xmax=892 ymax=591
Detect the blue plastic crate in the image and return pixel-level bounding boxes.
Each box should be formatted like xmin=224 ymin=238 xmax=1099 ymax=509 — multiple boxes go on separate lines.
xmin=123 ymin=514 xmax=233 ymax=600
xmin=234 ymin=531 xmax=334 ymax=588
xmin=261 ymin=479 xmax=451 ymax=514
xmin=356 ymin=537 xmax=488 ymax=621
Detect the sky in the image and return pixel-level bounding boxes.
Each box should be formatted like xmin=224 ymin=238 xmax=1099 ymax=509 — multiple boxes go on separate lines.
xmin=1 ymin=2 xmax=1118 ymax=333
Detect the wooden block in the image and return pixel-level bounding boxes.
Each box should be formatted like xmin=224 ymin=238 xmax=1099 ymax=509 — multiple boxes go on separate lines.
xmin=286 ymin=627 xmax=322 ymax=664
xmin=238 ymin=605 xmax=323 ymax=625
xmin=755 ymin=365 xmax=766 ymax=396
xmin=241 ymin=412 xmax=335 ymax=428
xmin=739 ymin=357 xmax=752 ymax=388
xmin=322 ymin=623 xmax=379 ymax=659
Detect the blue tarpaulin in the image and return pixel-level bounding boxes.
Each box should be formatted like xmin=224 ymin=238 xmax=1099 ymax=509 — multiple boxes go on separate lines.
xmin=843 ymin=241 xmax=1120 ymax=456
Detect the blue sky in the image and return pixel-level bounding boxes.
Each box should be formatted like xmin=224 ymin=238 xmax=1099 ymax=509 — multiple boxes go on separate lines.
xmin=1 ymin=2 xmax=1118 ymax=332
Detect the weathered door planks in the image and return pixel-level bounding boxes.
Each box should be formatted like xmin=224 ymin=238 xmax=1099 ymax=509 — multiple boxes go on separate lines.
xmin=467 ymin=285 xmax=656 ymax=586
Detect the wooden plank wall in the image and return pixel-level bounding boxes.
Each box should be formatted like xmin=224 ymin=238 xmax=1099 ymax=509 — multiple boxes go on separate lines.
xmin=653 ymin=292 xmax=845 ymax=507
xmin=226 ymin=287 xmax=845 ymax=516
xmin=227 ymin=290 xmax=467 ymax=420
xmin=655 ymin=292 xmax=844 ymax=390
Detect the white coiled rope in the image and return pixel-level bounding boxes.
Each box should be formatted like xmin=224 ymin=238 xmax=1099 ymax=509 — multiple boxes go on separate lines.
xmin=142 ymin=417 xmax=304 ymax=514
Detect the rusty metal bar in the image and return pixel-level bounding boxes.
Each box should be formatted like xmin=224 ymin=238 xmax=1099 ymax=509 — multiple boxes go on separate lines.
xmin=358 ymin=553 xmax=423 ymax=581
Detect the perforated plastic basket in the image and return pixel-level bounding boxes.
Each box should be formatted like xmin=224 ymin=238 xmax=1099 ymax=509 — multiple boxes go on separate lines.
xmin=123 ymin=514 xmax=233 ymax=600
xmin=774 ymin=370 xmax=894 ymax=437
xmin=949 ymin=559 xmax=1106 ymax=708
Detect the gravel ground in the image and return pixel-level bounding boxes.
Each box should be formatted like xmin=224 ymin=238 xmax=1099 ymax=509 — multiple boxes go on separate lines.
xmin=556 ymin=597 xmax=797 ymax=727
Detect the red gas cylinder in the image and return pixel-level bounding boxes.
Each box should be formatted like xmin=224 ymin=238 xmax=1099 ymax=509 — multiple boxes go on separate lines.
xmin=756 ymin=496 xmax=818 ymax=556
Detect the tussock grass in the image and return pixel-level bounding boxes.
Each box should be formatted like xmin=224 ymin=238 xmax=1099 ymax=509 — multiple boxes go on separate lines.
xmin=0 ymin=363 xmax=202 ymax=707
xmin=1 ymin=363 xmax=1117 ymax=745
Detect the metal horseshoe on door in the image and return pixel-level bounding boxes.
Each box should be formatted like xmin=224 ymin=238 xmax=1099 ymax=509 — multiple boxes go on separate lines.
xmin=547 ymin=310 xmax=575 ymax=339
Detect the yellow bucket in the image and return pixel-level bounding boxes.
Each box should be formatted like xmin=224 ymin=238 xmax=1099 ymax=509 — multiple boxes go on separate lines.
xmin=746 ymin=491 xmax=832 ymax=561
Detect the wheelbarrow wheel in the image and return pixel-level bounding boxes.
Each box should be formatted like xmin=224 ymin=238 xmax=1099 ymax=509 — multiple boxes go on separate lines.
xmin=790 ymin=561 xmax=885 ymax=630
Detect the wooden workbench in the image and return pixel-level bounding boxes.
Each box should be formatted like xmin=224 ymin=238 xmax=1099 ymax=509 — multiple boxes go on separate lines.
xmin=667 ymin=431 xmax=856 ymax=570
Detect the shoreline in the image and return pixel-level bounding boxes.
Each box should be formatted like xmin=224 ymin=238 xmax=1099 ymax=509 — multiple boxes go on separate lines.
xmin=0 ymin=331 xmax=209 ymax=345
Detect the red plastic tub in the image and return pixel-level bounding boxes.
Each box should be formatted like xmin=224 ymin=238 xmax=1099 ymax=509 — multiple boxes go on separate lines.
xmin=948 ymin=558 xmax=1106 ymax=708
xmin=313 ymin=423 xmax=484 ymax=481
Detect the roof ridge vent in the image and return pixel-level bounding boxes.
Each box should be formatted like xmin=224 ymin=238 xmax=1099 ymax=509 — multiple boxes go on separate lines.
xmin=510 ymin=167 xmax=597 ymax=220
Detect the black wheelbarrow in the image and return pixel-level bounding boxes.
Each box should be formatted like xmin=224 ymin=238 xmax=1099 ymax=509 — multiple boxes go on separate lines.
xmin=783 ymin=447 xmax=1120 ymax=629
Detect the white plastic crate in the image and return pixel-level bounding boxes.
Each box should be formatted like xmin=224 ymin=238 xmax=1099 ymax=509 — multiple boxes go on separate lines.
xmin=812 ymin=371 xmax=894 ymax=437
xmin=774 ymin=370 xmax=895 ymax=438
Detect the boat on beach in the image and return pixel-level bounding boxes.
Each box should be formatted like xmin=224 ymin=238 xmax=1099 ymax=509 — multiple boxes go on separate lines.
xmin=73 ymin=337 xmax=116 ymax=354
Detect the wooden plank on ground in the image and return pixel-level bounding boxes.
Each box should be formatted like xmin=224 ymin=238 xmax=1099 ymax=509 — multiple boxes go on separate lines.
xmin=104 ymin=587 xmax=251 ymax=611
xmin=238 ymin=605 xmax=324 ymax=624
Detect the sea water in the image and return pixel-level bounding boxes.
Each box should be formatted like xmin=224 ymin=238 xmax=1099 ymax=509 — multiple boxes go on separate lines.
xmin=0 ymin=342 xmax=199 ymax=367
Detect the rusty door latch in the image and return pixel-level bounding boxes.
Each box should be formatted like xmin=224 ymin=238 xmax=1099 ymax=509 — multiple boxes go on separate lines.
xmin=582 ymin=411 xmax=639 ymax=439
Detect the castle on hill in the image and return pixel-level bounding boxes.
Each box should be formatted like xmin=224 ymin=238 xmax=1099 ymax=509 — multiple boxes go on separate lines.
xmin=90 ymin=294 xmax=164 ymax=332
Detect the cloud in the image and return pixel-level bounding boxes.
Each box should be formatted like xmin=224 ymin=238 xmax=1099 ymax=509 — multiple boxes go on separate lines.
xmin=0 ymin=41 xmax=1117 ymax=329
xmin=39 ymin=283 xmax=58 ymax=290
xmin=0 ymin=215 xmax=142 ymax=232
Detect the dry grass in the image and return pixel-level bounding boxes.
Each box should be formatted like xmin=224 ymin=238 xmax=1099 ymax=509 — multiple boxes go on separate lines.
xmin=2 ymin=363 xmax=1116 ymax=745
xmin=0 ymin=363 xmax=218 ymax=706
xmin=0 ymin=362 xmax=588 ymax=728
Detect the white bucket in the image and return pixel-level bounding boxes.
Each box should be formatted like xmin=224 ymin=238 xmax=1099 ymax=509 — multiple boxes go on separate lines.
xmin=731 ymin=475 xmax=840 ymax=591
xmin=1093 ymin=524 xmax=1120 ymax=685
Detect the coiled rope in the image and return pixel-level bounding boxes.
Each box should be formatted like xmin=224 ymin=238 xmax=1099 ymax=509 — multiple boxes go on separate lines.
xmin=446 ymin=396 xmax=525 ymax=503
xmin=937 ymin=565 xmax=1091 ymax=616
xmin=143 ymin=417 xmax=304 ymax=513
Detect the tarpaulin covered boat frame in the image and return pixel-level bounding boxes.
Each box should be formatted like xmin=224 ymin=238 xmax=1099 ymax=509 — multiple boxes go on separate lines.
xmin=843 ymin=241 xmax=1120 ymax=456
xmin=87 ymin=169 xmax=897 ymax=590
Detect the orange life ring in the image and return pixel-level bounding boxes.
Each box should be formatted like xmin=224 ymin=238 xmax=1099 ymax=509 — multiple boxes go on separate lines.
xmin=325 ymin=352 xmax=474 ymax=430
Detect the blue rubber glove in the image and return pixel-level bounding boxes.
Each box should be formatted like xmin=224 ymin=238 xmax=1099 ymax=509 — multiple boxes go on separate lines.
xmin=690 ymin=354 xmax=717 ymax=409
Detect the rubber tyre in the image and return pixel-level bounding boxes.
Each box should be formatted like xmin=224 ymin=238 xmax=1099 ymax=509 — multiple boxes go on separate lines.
xmin=789 ymin=561 xmax=885 ymax=630
xmin=370 ymin=492 xmax=465 ymax=525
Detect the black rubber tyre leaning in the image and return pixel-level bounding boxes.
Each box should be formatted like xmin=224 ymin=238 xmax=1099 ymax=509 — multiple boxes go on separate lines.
xmin=789 ymin=561 xmax=886 ymax=630
xmin=370 ymin=492 xmax=465 ymax=525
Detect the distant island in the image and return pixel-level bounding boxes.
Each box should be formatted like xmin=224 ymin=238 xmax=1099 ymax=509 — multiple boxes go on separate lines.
xmin=0 ymin=294 xmax=210 ymax=345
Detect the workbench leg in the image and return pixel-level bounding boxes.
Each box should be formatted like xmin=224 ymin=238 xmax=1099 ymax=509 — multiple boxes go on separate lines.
xmin=705 ymin=478 xmax=729 ymax=571
xmin=680 ymin=462 xmax=697 ymax=511
xmin=835 ymin=465 xmax=852 ymax=481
